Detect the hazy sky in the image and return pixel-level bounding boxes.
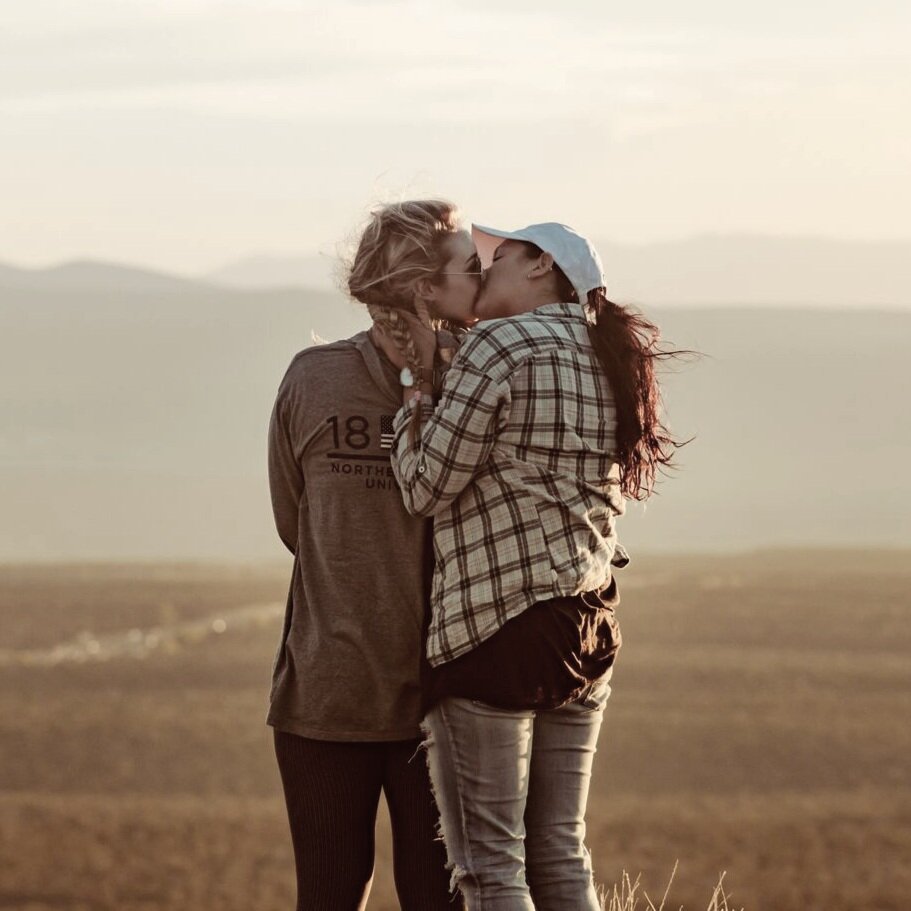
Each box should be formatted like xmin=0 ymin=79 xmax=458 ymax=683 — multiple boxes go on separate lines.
xmin=2 ymin=0 xmax=909 ymax=273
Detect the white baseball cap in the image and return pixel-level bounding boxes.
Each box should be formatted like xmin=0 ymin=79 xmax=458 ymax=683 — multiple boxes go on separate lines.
xmin=472 ymin=221 xmax=606 ymax=304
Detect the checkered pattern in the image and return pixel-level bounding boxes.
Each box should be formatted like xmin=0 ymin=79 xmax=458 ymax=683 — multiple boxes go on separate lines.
xmin=391 ymin=302 xmax=629 ymax=667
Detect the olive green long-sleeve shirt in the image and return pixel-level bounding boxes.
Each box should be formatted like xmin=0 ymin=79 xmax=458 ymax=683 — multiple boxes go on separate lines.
xmin=267 ymin=331 xmax=430 ymax=741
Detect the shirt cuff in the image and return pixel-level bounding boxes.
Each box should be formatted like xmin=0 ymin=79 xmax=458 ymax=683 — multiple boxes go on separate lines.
xmin=391 ymin=392 xmax=433 ymax=435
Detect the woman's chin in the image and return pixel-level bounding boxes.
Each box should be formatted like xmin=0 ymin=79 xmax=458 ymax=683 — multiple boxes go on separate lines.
xmin=472 ymin=297 xmax=496 ymax=322
xmin=447 ymin=314 xmax=479 ymax=329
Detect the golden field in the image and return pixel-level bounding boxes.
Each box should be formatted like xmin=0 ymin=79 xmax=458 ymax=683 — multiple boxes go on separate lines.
xmin=1 ymin=551 xmax=909 ymax=910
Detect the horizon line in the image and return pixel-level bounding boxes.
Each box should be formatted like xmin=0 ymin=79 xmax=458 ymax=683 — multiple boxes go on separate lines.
xmin=3 ymin=229 xmax=911 ymax=279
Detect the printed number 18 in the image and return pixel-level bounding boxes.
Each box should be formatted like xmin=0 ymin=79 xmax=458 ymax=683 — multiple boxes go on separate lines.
xmin=326 ymin=415 xmax=371 ymax=450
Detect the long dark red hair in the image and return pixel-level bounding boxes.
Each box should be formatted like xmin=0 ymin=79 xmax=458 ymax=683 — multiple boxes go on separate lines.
xmin=524 ymin=244 xmax=690 ymax=500
xmin=586 ymin=288 xmax=689 ymax=500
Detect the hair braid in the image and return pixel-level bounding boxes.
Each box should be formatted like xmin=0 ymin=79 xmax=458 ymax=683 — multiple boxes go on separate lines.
xmin=412 ymin=298 xmax=434 ymax=331
xmin=366 ymin=303 xmax=429 ymax=443
xmin=366 ymin=304 xmax=423 ymax=376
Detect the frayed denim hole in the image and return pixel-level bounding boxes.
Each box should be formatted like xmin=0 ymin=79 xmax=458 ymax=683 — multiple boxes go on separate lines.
xmin=407 ymin=720 xmax=434 ymax=765
xmin=448 ymin=863 xmax=471 ymax=899
xmin=415 ymin=716 xmax=450 ymax=855
xmin=435 ymin=701 xmax=480 ymax=899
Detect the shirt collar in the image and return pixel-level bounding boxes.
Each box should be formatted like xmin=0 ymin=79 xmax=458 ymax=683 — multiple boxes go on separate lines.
xmin=530 ymin=301 xmax=588 ymax=321
xmin=355 ymin=330 xmax=401 ymax=402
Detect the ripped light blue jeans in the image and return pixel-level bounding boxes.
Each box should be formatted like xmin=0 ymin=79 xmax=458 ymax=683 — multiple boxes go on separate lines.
xmin=420 ymin=671 xmax=612 ymax=911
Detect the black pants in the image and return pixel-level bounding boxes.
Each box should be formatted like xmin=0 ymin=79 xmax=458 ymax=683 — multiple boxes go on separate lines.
xmin=273 ymin=728 xmax=461 ymax=911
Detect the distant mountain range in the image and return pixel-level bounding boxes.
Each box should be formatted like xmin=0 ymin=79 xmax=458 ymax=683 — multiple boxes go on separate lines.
xmin=200 ymin=235 xmax=911 ymax=308
xmin=4 ymin=233 xmax=907 ymax=308
xmin=1 ymin=250 xmax=908 ymax=561
xmin=0 ymin=259 xmax=211 ymax=294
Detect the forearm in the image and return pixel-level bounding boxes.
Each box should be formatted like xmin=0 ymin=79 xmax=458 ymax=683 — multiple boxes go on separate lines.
xmin=267 ymin=399 xmax=305 ymax=554
xmin=390 ymin=396 xmax=440 ymax=516
xmin=270 ymin=499 xmax=299 ymax=555
xmin=391 ymin=367 xmax=509 ymax=516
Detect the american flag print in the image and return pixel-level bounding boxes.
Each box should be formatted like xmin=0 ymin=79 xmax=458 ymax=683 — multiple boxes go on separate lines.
xmin=380 ymin=415 xmax=395 ymax=449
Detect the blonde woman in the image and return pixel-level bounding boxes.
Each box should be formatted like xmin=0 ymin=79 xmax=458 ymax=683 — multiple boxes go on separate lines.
xmin=266 ymin=200 xmax=478 ymax=911
xmin=373 ymin=222 xmax=684 ymax=910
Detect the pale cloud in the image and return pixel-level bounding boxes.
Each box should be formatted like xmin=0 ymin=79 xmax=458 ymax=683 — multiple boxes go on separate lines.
xmin=3 ymin=1 xmax=907 ymax=125
xmin=0 ymin=2 xmax=692 ymax=126
xmin=1 ymin=0 xmax=909 ymax=269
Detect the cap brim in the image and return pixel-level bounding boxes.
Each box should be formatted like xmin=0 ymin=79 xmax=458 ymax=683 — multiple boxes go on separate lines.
xmin=472 ymin=223 xmax=522 ymax=268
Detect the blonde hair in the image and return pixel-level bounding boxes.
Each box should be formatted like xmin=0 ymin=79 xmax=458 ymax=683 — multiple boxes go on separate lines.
xmin=348 ymin=199 xmax=461 ymax=377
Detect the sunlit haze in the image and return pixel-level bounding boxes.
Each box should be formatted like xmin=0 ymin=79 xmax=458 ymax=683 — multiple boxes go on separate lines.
xmin=3 ymin=0 xmax=910 ymax=274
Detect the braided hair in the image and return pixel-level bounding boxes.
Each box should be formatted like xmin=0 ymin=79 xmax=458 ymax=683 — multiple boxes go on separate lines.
xmin=364 ymin=300 xmax=434 ymax=385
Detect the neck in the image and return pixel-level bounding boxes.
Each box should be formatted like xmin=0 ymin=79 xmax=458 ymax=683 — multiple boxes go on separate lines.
xmin=513 ymin=285 xmax=563 ymax=315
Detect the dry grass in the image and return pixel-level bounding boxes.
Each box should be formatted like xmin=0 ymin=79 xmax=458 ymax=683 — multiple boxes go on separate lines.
xmin=1 ymin=550 xmax=909 ymax=910
xmin=600 ymin=863 xmax=742 ymax=911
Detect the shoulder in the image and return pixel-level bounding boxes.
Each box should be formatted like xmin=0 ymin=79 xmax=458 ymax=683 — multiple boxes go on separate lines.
xmin=455 ymin=306 xmax=583 ymax=376
xmin=279 ymin=335 xmax=362 ymax=386
xmin=274 ymin=335 xmax=368 ymax=416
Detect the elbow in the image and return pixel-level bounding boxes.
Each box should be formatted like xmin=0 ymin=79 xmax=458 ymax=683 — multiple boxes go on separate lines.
xmin=400 ymin=486 xmax=451 ymax=518
xmin=274 ymin=517 xmax=298 ymax=554
xmin=393 ymin=456 xmax=453 ymax=517
xmin=400 ymin=490 xmax=435 ymax=518
xmin=392 ymin=460 xmax=434 ymax=516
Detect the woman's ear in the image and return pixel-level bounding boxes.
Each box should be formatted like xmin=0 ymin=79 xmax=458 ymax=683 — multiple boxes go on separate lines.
xmin=414 ymin=276 xmax=437 ymax=301
xmin=527 ymin=251 xmax=555 ymax=280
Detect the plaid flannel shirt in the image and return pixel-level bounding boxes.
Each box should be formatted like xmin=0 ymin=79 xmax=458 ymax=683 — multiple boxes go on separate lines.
xmin=391 ymin=302 xmax=629 ymax=667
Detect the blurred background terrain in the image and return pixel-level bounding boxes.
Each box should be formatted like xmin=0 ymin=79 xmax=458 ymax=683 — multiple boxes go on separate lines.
xmin=1 ymin=254 xmax=909 ymax=562
xmin=1 ymin=553 xmax=909 ymax=910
